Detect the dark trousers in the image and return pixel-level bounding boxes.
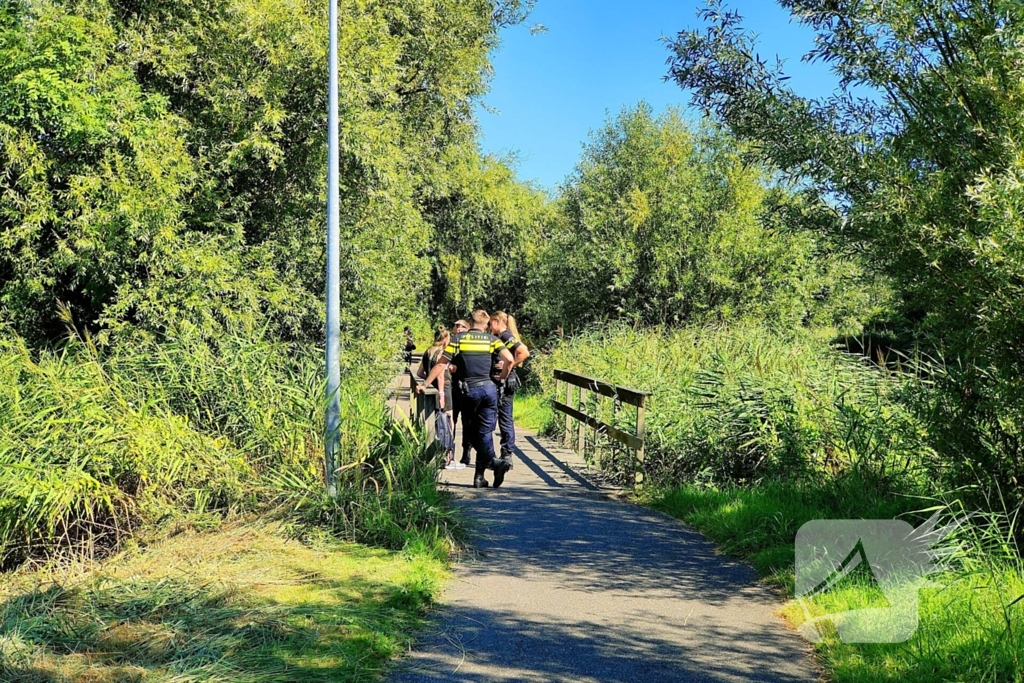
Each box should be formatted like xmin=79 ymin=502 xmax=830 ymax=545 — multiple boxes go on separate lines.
xmin=463 ymin=382 xmax=498 ymax=475
xmin=497 ymin=391 xmax=515 ymax=453
xmin=452 ymin=388 xmax=472 ymax=462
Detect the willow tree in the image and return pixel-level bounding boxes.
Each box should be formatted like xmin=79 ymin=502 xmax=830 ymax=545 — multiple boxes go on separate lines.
xmin=528 ymin=104 xmax=863 ymax=332
xmin=667 ymin=0 xmax=1024 ymax=502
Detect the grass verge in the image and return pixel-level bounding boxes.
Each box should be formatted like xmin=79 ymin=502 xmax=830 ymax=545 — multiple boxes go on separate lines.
xmin=0 ymin=521 xmax=446 ymax=683
xmin=651 ymin=482 xmax=1024 ymax=683
xmin=511 ymin=391 xmax=553 ymax=435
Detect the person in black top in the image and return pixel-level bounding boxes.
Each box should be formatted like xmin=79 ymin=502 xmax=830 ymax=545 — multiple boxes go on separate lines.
xmin=449 ymin=319 xmax=473 ymax=465
xmin=489 ymin=311 xmax=530 ymax=466
xmin=418 ymin=325 xmax=459 ymax=468
xmin=402 ymin=326 xmax=416 ymax=364
xmin=422 ymin=309 xmax=514 ymax=488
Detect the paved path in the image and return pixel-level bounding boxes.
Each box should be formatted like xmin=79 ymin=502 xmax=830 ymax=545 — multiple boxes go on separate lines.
xmin=387 ymin=371 xmax=818 ymax=683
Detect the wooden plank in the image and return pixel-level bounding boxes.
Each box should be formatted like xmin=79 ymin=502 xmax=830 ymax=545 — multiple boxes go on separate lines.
xmin=551 ymin=401 xmax=644 ymax=451
xmin=553 ymin=369 xmax=650 ymax=407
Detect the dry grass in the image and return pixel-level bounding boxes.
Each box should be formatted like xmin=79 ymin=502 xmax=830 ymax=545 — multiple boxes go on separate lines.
xmin=0 ymin=521 xmax=446 ymax=682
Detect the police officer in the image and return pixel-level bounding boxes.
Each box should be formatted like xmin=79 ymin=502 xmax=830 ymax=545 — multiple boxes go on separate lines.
xmin=489 ymin=311 xmax=529 ymax=466
xmin=423 ymin=310 xmax=514 ymax=488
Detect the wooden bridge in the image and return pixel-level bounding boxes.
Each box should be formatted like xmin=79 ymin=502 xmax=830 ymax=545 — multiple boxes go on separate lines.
xmin=386 ymin=359 xmax=817 ymax=683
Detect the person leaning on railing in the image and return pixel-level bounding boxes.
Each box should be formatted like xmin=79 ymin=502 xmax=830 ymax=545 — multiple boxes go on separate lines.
xmin=418 ymin=325 xmax=459 ymax=469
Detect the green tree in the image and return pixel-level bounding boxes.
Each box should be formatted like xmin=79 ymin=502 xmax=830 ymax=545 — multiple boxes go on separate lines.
xmin=421 ymin=151 xmax=549 ymax=323
xmin=667 ymin=0 xmax=1024 ymax=501
xmin=1 ymin=0 xmax=537 ymax=368
xmin=528 ymin=104 xmax=861 ymax=332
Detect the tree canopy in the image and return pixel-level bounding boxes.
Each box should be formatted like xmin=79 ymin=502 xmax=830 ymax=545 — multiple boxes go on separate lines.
xmin=0 ymin=0 xmax=536 ymax=366
xmin=527 ymin=104 xmax=871 ymax=332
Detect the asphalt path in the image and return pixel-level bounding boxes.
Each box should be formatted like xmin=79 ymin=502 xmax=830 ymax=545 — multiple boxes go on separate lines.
xmin=387 ymin=372 xmax=818 ymax=683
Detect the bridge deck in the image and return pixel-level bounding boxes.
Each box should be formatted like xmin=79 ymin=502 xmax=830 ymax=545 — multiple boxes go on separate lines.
xmin=386 ymin=368 xmax=817 ymax=683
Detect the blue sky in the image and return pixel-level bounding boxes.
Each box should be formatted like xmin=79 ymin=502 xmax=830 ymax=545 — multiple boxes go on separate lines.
xmin=475 ymin=1 xmax=842 ymax=191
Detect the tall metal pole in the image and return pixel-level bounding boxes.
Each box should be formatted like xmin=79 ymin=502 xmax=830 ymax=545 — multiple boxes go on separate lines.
xmin=324 ymin=0 xmax=341 ymax=497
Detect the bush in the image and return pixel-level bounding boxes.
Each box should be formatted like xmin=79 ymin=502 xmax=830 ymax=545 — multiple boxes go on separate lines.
xmin=532 ymin=324 xmax=928 ymax=490
xmin=0 ymin=335 xmax=250 ymax=568
xmin=0 ymin=326 xmax=458 ymax=569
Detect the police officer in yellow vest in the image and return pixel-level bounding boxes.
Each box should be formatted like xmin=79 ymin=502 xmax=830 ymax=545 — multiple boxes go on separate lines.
xmin=423 ymin=309 xmax=514 ymax=488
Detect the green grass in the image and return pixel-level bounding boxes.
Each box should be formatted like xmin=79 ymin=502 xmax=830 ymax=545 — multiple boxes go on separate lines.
xmin=652 ymin=482 xmax=1024 ymax=683
xmin=533 ymin=323 xmax=1024 ymax=682
xmin=512 ymin=391 xmax=554 ymax=435
xmin=0 ymin=521 xmax=446 ymax=682
xmin=0 ymin=327 xmax=461 ymax=568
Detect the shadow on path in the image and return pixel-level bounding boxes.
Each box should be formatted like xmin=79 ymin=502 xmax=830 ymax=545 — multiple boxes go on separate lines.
xmin=387 ymin=400 xmax=817 ymax=683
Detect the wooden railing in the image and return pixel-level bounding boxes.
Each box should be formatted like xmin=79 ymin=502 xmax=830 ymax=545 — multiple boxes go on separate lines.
xmin=406 ymin=365 xmax=439 ymax=438
xmin=552 ymin=369 xmax=650 ymax=488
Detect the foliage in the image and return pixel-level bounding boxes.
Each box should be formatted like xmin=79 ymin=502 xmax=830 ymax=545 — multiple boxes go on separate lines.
xmin=667 ymin=0 xmax=1024 ymax=503
xmin=527 ymin=104 xmax=877 ymax=332
xmin=422 ymin=151 xmax=550 ymax=323
xmin=0 ymin=333 xmax=249 ymax=569
xmin=0 ymin=523 xmax=447 ymax=682
xmin=0 ymin=0 xmax=537 ymax=365
xmin=0 ymin=0 xmax=527 ymax=569
xmin=532 ymin=324 xmax=927 ymax=489
xmin=0 ymin=325 xmax=461 ymax=569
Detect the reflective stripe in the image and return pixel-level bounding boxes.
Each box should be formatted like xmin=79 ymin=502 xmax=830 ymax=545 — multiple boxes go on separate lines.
xmin=459 ymin=342 xmax=493 ymax=352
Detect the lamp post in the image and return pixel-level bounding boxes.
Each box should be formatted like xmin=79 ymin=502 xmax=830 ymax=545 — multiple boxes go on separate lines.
xmin=324 ymin=0 xmax=341 ymax=496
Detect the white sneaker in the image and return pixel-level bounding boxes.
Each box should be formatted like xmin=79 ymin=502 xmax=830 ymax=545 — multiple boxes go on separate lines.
xmin=454 ymin=462 xmax=467 ymax=470
xmin=444 ymin=461 xmax=458 ymax=470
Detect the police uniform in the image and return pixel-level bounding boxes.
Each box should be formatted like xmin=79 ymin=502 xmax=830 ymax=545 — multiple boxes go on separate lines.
xmin=493 ymin=329 xmax=524 ymax=458
xmin=442 ymin=328 xmax=508 ymax=487
xmin=450 ymin=371 xmax=472 ymax=465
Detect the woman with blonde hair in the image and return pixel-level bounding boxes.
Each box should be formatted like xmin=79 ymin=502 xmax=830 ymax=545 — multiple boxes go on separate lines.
xmin=488 ymin=311 xmax=530 ymax=466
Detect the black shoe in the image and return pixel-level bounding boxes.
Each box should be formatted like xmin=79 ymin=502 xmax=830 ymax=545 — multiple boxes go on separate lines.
xmin=473 ymin=475 xmax=489 ymax=488
xmin=492 ymin=459 xmax=512 ymax=488
xmin=500 ymin=449 xmax=514 ymax=470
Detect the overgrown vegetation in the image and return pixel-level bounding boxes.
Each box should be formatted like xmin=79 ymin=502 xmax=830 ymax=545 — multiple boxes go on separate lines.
xmin=528 ymin=325 xmax=1024 ymax=682
xmin=668 ymin=0 xmax=1024 ymax=513
xmin=0 ymin=523 xmax=447 ymax=682
xmin=530 ymin=325 xmax=928 ymax=488
xmin=0 ymin=0 xmax=537 ymax=566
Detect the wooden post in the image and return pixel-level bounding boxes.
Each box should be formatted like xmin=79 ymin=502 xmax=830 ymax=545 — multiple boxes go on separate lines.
xmin=635 ymin=395 xmax=647 ymax=489
xmin=424 ymin=392 xmax=437 ymax=440
xmin=409 ymin=371 xmax=416 ymax=422
xmin=577 ymin=385 xmax=586 ymax=456
xmin=564 ymin=379 xmax=573 ymax=448
xmin=610 ymin=397 xmax=620 ymax=471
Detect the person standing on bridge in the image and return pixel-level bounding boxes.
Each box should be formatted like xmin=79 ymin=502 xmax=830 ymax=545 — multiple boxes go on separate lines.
xmin=423 ymin=310 xmax=514 ymax=488
xmin=449 ymin=319 xmax=473 ymax=467
xmin=418 ymin=325 xmax=459 ymax=469
xmin=489 ymin=311 xmax=529 ymax=470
